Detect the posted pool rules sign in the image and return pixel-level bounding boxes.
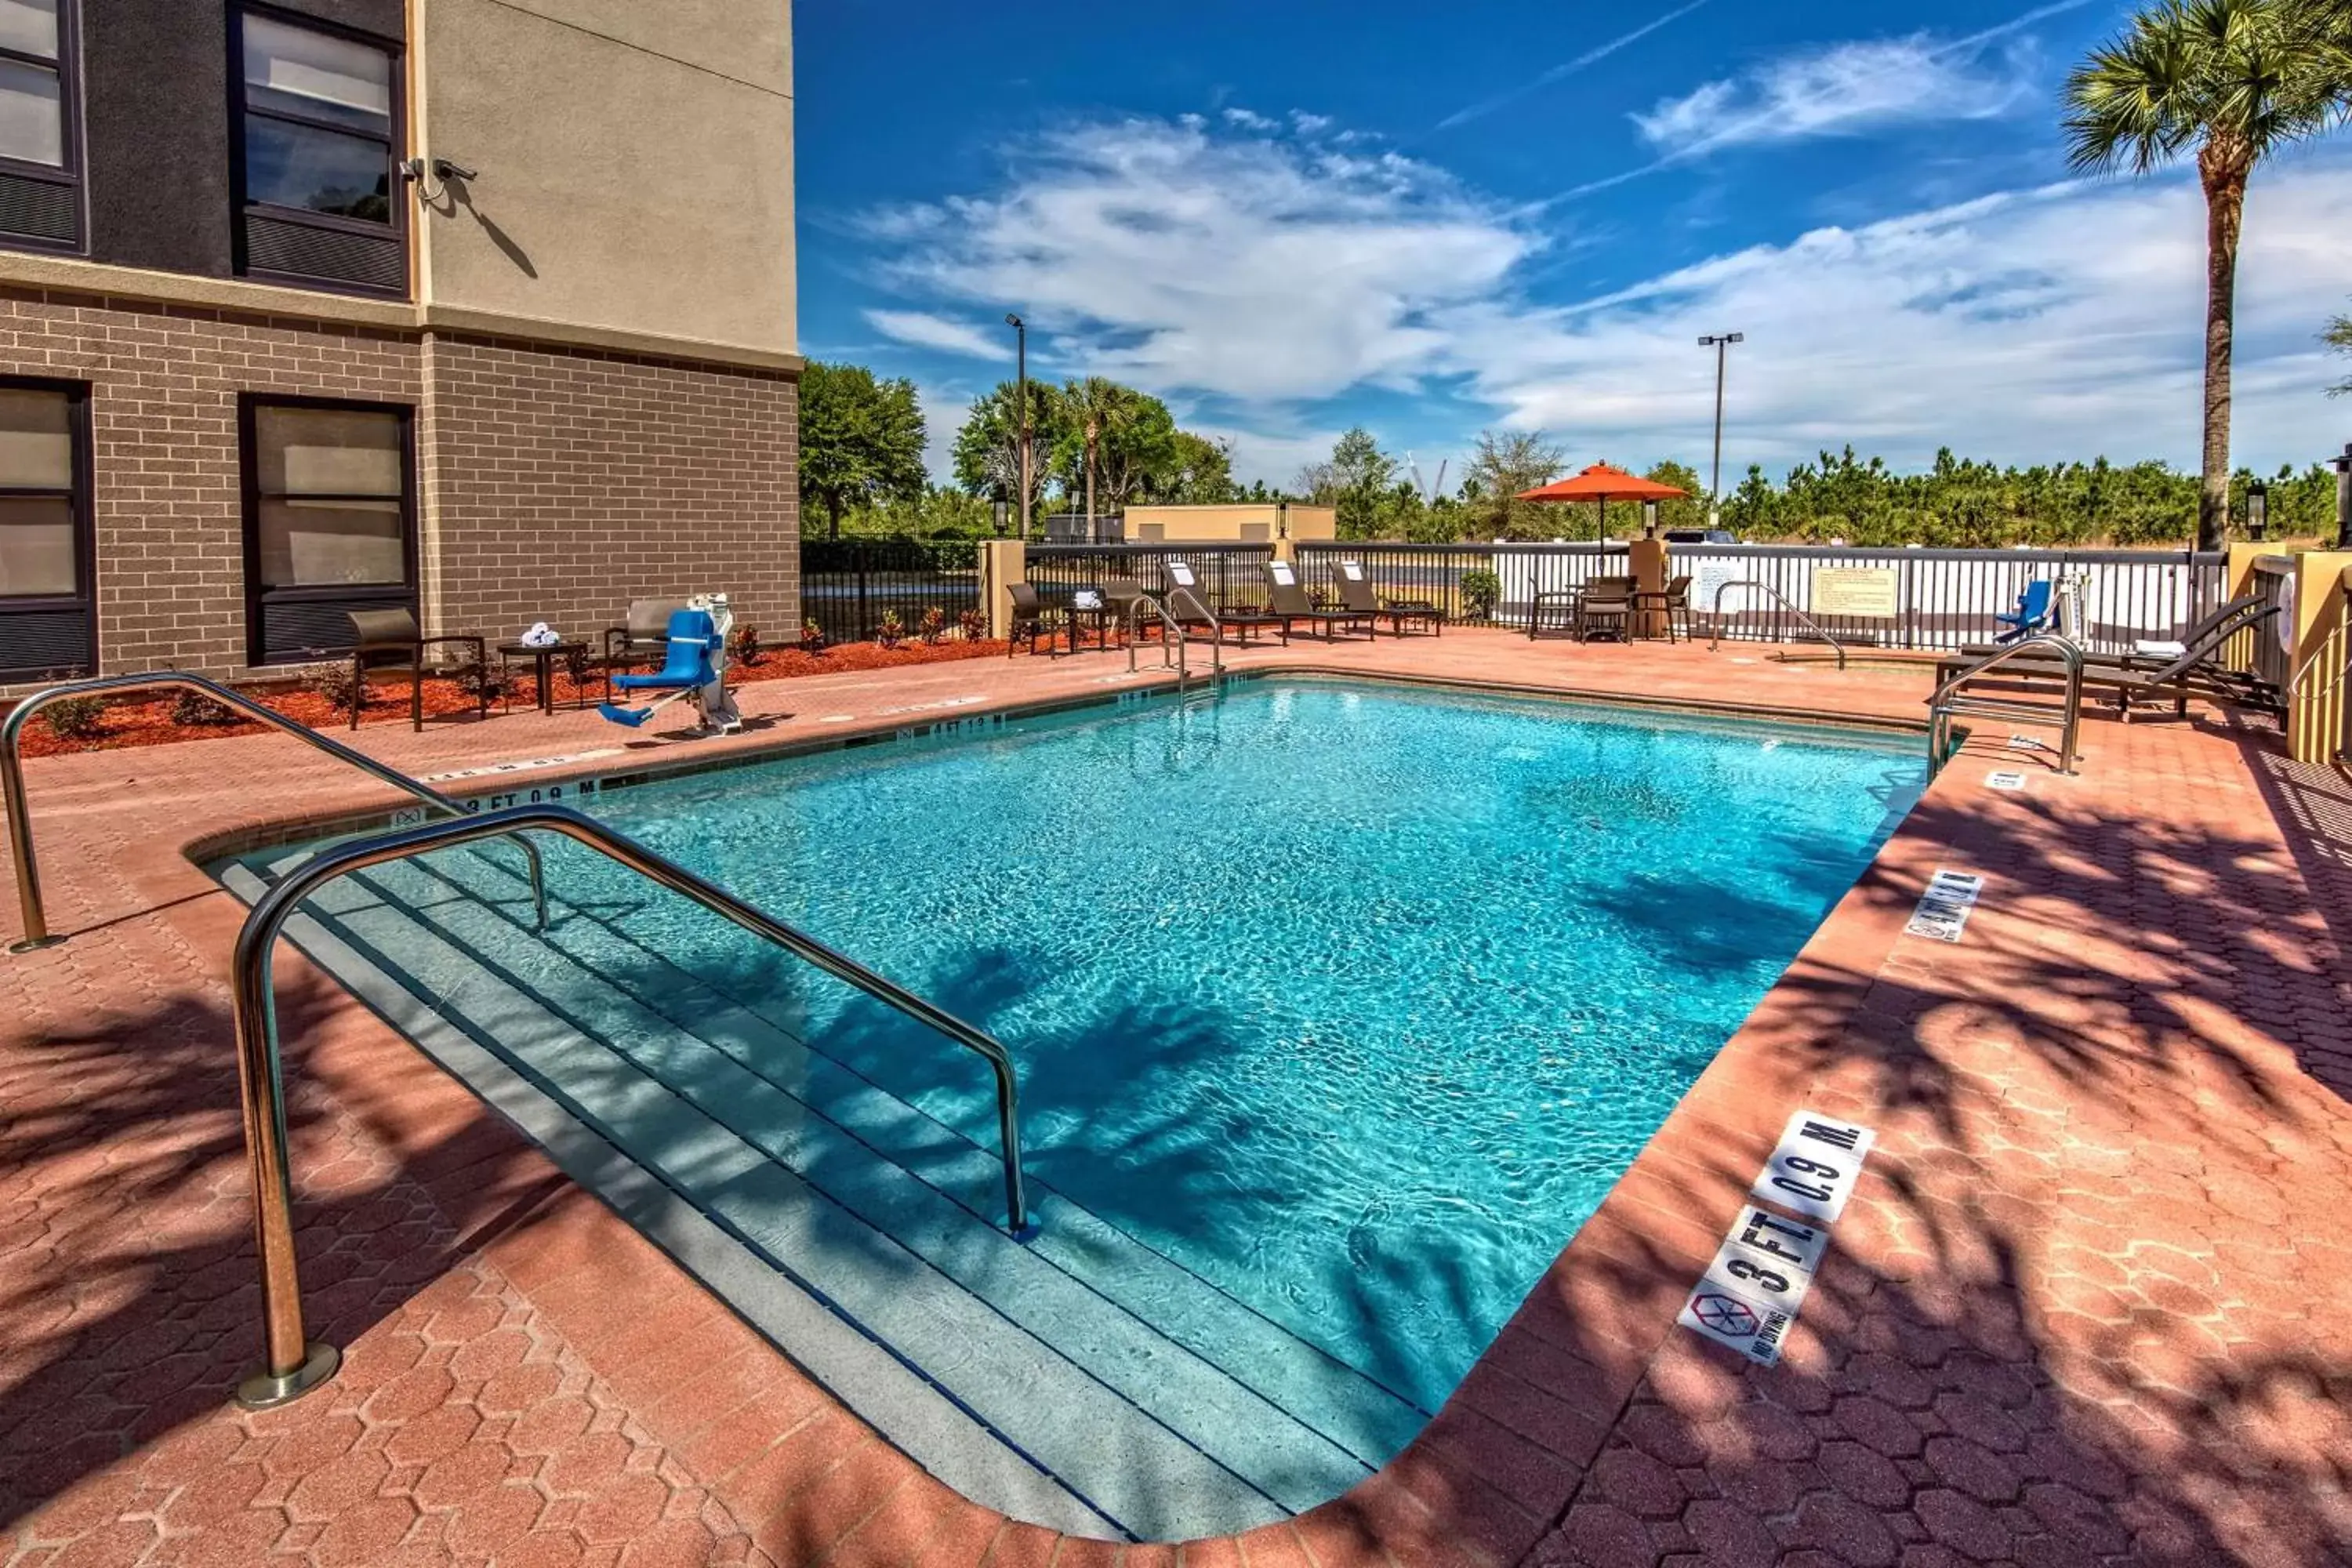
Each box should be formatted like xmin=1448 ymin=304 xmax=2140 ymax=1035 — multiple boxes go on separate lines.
xmin=1677 ymin=1109 xmax=1876 ymax=1366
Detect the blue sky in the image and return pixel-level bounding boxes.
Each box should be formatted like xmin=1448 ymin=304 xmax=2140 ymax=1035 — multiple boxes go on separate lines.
xmin=796 ymin=0 xmax=2352 ymax=490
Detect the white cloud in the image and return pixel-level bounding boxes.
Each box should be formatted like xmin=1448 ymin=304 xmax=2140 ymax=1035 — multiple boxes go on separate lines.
xmin=1634 ymin=34 xmax=2033 ymax=156
xmin=863 ymin=309 xmax=1014 ymax=361
xmin=1437 ymin=0 xmax=1713 ymax=132
xmin=1443 ymin=159 xmax=2352 ymax=474
xmin=868 ymin=118 xmax=1537 ymax=404
xmin=1222 ymin=107 xmax=1277 ymax=131
xmin=865 ymin=113 xmax=2352 ymax=484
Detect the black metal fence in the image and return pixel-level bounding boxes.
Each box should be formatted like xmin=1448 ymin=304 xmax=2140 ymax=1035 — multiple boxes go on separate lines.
xmin=799 ymin=538 xmax=982 ymax=644
xmin=1292 ymin=541 xmax=2226 ymax=654
xmin=1025 ymin=544 xmax=1276 ymax=612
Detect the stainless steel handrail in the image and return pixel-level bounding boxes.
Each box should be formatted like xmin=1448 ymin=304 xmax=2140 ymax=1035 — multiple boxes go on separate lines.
xmin=3 ymin=671 xmax=546 ymax=953
xmin=1706 ymin=579 xmax=1849 ymax=670
xmin=1126 ymin=593 xmax=1189 ymax=688
xmin=1925 ymin=633 xmax=2085 ymax=778
xmin=227 ymin=803 xmax=1033 ymax=1407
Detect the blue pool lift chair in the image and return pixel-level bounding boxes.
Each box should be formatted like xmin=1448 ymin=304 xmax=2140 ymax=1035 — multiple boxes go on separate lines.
xmin=1993 ymin=580 xmax=2054 ymax=644
xmin=598 ymin=608 xmax=739 ymax=732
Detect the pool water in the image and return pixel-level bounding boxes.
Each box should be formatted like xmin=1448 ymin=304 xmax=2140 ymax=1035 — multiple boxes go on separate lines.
xmin=546 ymin=679 xmax=1924 ymax=1413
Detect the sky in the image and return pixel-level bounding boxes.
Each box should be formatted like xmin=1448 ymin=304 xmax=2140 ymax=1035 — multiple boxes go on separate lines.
xmin=793 ymin=0 xmax=2352 ymax=492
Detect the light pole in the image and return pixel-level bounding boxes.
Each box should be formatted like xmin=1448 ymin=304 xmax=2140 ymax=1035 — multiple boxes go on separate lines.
xmin=1697 ymin=332 xmax=1744 ymax=526
xmin=2334 ymin=441 xmax=2351 ymax=550
xmin=1005 ymin=314 xmax=1029 ymax=541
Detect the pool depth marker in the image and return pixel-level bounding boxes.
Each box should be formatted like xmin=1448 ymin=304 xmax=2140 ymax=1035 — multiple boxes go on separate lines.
xmin=1677 ymin=1109 xmax=1877 ymax=1367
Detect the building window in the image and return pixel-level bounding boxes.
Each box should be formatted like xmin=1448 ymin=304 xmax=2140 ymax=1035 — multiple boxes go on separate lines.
xmin=0 ymin=378 xmax=94 ymax=681
xmin=241 ymin=397 xmax=416 ymax=665
xmin=0 ymin=0 xmax=82 ymax=252
xmin=234 ymin=8 xmax=405 ymax=294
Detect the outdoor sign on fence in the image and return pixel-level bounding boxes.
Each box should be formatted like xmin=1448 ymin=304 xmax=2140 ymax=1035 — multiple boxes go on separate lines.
xmin=1691 ymin=558 xmax=1746 ymax=619
xmin=1809 ymin=566 xmax=1900 ymax=619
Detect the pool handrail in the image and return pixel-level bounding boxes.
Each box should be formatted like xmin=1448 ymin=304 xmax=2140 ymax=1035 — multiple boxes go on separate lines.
xmin=3 ymin=670 xmax=546 ymax=953
xmin=1705 ymin=579 xmax=1849 ymax=670
xmin=1926 ymin=632 xmax=2085 ymax=778
xmin=227 ymin=802 xmax=1033 ymax=1406
xmin=1127 ymin=590 xmax=1221 ymax=684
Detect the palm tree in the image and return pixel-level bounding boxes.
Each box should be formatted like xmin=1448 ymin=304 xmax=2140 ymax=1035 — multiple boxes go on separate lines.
xmin=1054 ymin=377 xmax=1127 ymax=528
xmin=2063 ymin=0 xmax=2350 ymax=550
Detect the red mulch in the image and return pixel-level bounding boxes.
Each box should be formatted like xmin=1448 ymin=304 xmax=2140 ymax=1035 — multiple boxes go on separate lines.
xmin=13 ymin=638 xmax=1014 ymax=758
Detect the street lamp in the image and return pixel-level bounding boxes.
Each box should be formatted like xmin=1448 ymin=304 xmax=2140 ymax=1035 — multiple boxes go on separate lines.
xmin=2245 ymin=480 xmax=2268 ymax=543
xmin=1005 ymin=314 xmax=1029 ymax=541
xmin=1697 ymin=332 xmax=1744 ymax=526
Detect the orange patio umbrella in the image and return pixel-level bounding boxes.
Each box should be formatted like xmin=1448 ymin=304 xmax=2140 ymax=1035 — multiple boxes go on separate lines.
xmin=1515 ymin=463 xmax=1689 ymax=540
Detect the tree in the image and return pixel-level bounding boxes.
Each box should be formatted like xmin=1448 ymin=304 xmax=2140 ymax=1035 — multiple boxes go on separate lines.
xmin=1459 ymin=430 xmax=1565 ymax=539
xmin=798 ymin=361 xmax=927 ymax=539
xmin=1297 ymin=427 xmax=1401 ymax=539
xmin=2063 ymin=0 xmax=2352 ymax=550
xmin=1155 ymin=431 xmax=1237 ymax=503
xmin=2327 ymin=302 xmax=2352 ymax=395
xmin=1051 ymin=377 xmax=1141 ymax=526
xmin=1092 ymin=390 xmax=1180 ymax=510
xmin=950 ymin=380 xmax=1058 ymax=530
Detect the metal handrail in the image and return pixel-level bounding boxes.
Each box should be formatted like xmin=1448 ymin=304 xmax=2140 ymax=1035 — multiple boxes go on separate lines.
xmin=1126 ymin=590 xmax=1224 ymax=687
xmin=227 ymin=803 xmax=1033 ymax=1407
xmin=1706 ymin=579 xmax=1849 ymax=670
xmin=1926 ymin=633 xmax=2085 ymax=778
xmin=4 ymin=671 xmax=546 ymax=953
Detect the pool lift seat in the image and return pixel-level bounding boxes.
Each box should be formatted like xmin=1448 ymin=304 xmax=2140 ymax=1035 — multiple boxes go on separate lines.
xmin=597 ymin=601 xmax=743 ymax=735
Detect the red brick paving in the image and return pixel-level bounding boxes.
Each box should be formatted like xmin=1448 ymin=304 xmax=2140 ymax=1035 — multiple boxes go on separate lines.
xmin=4 ymin=630 xmax=2350 ymax=1566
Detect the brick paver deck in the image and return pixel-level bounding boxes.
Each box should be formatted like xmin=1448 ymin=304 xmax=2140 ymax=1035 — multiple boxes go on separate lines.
xmin=4 ymin=631 xmax=2348 ymax=1567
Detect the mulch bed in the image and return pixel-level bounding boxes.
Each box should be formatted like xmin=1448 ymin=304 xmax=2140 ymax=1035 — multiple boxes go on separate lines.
xmin=13 ymin=637 xmax=1014 ymax=759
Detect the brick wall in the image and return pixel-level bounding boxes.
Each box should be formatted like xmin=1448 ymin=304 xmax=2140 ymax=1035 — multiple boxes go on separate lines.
xmin=420 ymin=334 xmax=799 ymax=651
xmin=0 ymin=288 xmax=799 ymax=695
xmin=0 ymin=286 xmax=421 ymax=684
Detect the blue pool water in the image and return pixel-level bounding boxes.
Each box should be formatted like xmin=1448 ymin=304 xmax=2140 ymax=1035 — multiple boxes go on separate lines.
xmin=537 ymin=679 xmax=1924 ymax=1413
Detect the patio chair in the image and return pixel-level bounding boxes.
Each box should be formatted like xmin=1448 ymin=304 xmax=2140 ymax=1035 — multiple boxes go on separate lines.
xmin=1576 ymin=576 xmax=1635 ymax=642
xmin=1005 ymin=581 xmax=1054 ymax=656
xmin=1262 ymin=561 xmax=1376 ymax=641
xmin=1332 ymin=560 xmax=1442 ymax=637
xmin=1993 ymin=581 xmax=2055 ymax=644
xmin=603 ymin=598 xmax=690 ymax=695
xmin=1632 ymin=575 xmax=1695 ymax=643
xmin=344 ymin=607 xmax=488 ymax=732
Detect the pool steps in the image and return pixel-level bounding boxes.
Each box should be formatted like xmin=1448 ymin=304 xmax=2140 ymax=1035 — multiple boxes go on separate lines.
xmin=225 ymin=845 xmax=1426 ymax=1541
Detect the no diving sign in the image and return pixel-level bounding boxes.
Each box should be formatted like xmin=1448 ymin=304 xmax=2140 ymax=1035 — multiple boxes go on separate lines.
xmin=1677 ymin=1109 xmax=1878 ymax=1366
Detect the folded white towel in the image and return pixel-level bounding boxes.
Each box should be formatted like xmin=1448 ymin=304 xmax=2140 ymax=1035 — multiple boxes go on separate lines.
xmin=520 ymin=622 xmax=561 ymax=648
xmin=2132 ymin=638 xmax=2186 ymax=659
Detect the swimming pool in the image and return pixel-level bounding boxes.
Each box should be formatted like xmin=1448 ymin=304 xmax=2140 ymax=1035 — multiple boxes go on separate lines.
xmin=236 ymin=678 xmax=1925 ymax=1536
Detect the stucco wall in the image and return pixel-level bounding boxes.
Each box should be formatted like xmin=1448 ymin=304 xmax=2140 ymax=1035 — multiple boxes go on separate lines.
xmin=412 ymin=0 xmax=795 ymax=358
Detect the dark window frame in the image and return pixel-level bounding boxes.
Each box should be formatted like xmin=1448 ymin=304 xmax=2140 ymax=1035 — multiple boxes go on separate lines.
xmin=238 ymin=392 xmax=419 ymax=668
xmin=0 ymin=0 xmax=87 ymax=257
xmin=0 ymin=374 xmax=96 ymax=681
xmin=228 ymin=2 xmax=407 ymax=296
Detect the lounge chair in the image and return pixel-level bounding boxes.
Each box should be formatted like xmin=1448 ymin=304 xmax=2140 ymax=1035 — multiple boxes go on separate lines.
xmin=345 ymin=607 xmax=488 ymax=732
xmin=1951 ymin=592 xmax=2260 ymax=670
xmin=1632 ymin=574 xmax=1696 ymax=642
xmin=1993 ymin=581 xmax=2054 ymax=643
xmin=1261 ymin=561 xmax=1376 ymax=641
xmin=1934 ymin=597 xmax=2282 ymax=719
xmin=1332 ymin=560 xmax=1442 ymax=637
xmin=1162 ymin=562 xmax=1288 ymax=644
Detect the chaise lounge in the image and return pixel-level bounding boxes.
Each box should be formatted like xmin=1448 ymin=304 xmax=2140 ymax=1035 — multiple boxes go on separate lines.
xmin=1261 ymin=561 xmax=1376 ymax=641
xmin=1332 ymin=559 xmax=1443 ymax=637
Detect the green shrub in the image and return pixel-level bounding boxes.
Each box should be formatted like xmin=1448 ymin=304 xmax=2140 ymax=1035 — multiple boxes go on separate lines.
xmin=310 ymin=662 xmax=363 ymax=711
xmin=168 ymin=690 xmax=238 ymax=728
xmin=876 ymin=610 xmax=906 ymax=650
xmin=42 ymin=695 xmax=107 ymax=741
xmin=956 ymin=608 xmax=988 ymax=642
xmin=1458 ymin=569 xmax=1501 ymax=620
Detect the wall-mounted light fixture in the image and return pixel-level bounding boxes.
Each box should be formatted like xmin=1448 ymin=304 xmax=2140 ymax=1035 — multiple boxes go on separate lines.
xmin=2245 ymin=481 xmax=2268 ymax=542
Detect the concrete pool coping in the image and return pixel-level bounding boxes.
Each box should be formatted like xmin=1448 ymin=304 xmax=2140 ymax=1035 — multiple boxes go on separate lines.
xmin=6 ymin=630 xmax=2347 ymax=1566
